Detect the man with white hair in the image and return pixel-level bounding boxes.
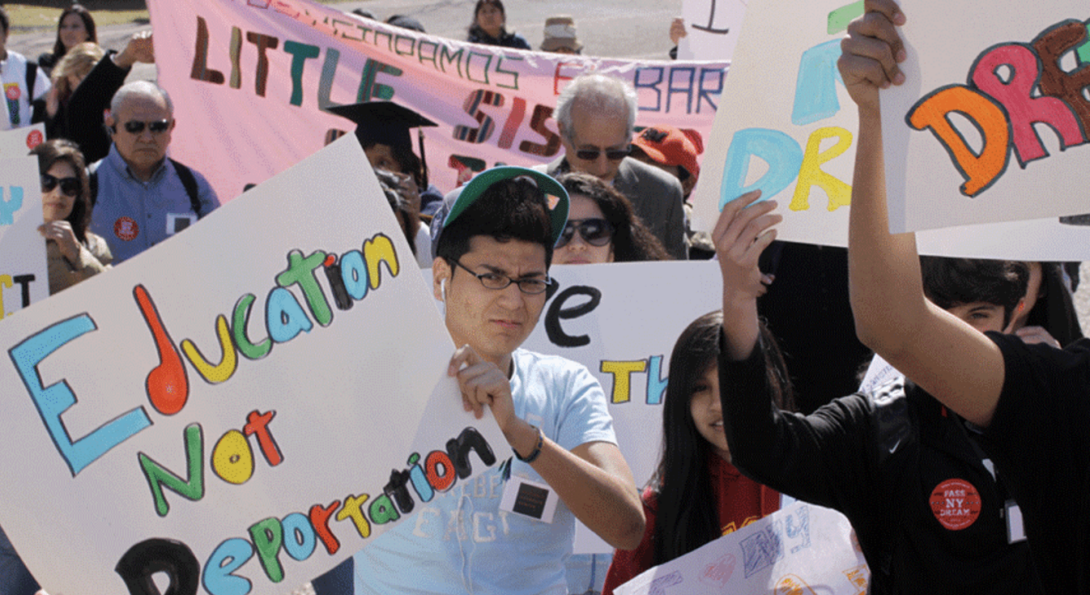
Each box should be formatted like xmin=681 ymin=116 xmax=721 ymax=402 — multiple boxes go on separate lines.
xmin=89 ymin=81 xmax=219 ymax=263
xmin=537 ymin=73 xmax=687 ymax=259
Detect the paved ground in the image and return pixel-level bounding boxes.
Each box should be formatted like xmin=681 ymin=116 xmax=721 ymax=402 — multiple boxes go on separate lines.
xmin=9 ymin=3 xmax=1089 ymax=331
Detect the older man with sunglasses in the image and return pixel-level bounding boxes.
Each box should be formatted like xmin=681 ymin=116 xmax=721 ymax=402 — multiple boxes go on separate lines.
xmin=535 ymin=73 xmax=688 ymax=259
xmin=89 ymin=81 xmax=219 ymax=263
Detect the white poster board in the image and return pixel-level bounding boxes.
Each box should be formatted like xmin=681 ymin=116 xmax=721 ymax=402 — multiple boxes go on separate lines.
xmin=614 ymin=501 xmax=868 ymax=595
xmin=882 ymin=2 xmax=1090 ymax=233
xmin=522 ymin=261 xmax=722 ymax=553
xmin=678 ymin=0 xmax=748 ymax=61
xmin=0 ymin=124 xmax=45 ymax=158
xmin=689 ymin=0 xmax=1090 ymax=260
xmin=0 ymin=156 xmax=48 ymax=317
xmin=0 ymin=137 xmax=504 ymax=595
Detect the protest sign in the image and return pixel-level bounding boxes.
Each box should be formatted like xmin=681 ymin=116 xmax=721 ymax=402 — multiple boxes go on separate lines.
xmin=882 ymin=2 xmax=1090 ymax=233
xmin=522 ymin=260 xmax=722 ymax=553
xmin=0 ymin=123 xmax=44 ymax=158
xmin=678 ymin=0 xmax=748 ymax=61
xmin=0 ymin=156 xmax=48 ymax=317
xmin=148 ymin=0 xmax=726 ymax=202
xmin=690 ymin=0 xmax=1090 ymax=260
xmin=614 ymin=501 xmax=868 ymax=595
xmin=0 ymin=137 xmax=504 ymax=595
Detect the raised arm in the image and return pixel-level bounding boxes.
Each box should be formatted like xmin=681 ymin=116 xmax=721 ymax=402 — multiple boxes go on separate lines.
xmin=713 ymin=195 xmax=882 ymax=516
xmin=714 ymin=190 xmax=779 ymax=360
xmin=840 ymin=0 xmax=1004 ymax=426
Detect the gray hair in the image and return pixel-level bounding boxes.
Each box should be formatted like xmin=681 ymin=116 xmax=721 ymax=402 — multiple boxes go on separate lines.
xmin=555 ymin=74 xmax=638 ymax=141
xmin=110 ymin=81 xmax=174 ymax=117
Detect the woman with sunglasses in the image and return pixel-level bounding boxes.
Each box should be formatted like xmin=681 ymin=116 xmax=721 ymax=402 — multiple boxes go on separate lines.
xmin=32 ymin=139 xmax=112 ymax=295
xmin=554 ymin=172 xmax=669 ymax=265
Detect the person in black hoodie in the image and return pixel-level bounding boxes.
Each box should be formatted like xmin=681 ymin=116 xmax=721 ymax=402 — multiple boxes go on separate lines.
xmin=711 ymin=190 xmax=1042 ymax=593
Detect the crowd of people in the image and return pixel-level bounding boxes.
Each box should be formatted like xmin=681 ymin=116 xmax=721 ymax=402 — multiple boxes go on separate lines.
xmin=0 ymin=1 xmax=1088 ymax=595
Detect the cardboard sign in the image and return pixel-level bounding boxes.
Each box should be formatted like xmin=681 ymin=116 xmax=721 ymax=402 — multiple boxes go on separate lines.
xmin=678 ymin=0 xmax=748 ymax=61
xmin=614 ymin=501 xmax=868 ymax=595
xmin=689 ymin=0 xmax=1090 ymax=260
xmin=0 ymin=124 xmax=45 ymax=158
xmin=0 ymin=137 xmax=504 ymax=595
xmin=0 ymin=156 xmax=48 ymax=316
xmin=523 ymin=260 xmax=723 ymax=552
xmin=882 ymin=2 xmax=1090 ymax=233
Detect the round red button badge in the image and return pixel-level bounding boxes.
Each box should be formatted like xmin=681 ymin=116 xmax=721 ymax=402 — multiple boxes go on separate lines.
xmin=114 ymin=217 xmax=139 ymax=241
xmin=6 ymin=86 xmax=20 ymax=101
xmin=25 ymin=129 xmax=43 ymax=149
xmin=930 ymin=478 xmax=982 ymax=530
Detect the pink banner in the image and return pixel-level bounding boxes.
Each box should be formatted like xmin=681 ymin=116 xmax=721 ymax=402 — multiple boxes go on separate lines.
xmin=148 ymin=0 xmax=727 ymax=202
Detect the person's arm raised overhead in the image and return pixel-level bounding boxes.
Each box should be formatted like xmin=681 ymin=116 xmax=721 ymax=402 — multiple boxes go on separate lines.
xmin=840 ymin=0 xmax=1004 ymax=426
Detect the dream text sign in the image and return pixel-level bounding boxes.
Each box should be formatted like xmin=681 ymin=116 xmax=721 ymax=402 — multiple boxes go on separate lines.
xmin=0 ymin=137 xmax=504 ymax=595
xmin=149 ymin=0 xmax=727 ymax=202
xmin=0 ymin=156 xmax=47 ymax=317
xmin=523 ymin=261 xmax=722 ymax=553
xmin=690 ymin=0 xmax=1090 ymax=260
xmin=882 ymin=1 xmax=1090 ymax=233
xmin=614 ymin=501 xmax=868 ymax=595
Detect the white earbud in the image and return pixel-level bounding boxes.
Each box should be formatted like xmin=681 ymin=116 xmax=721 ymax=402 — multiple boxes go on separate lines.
xmin=440 ymin=278 xmax=446 ymax=302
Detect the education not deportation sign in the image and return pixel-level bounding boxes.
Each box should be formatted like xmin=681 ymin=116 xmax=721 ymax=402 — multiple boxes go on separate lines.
xmin=0 ymin=137 xmax=505 ymax=595
xmin=148 ymin=0 xmax=727 ymax=202
xmin=690 ymin=0 xmax=1090 ymax=260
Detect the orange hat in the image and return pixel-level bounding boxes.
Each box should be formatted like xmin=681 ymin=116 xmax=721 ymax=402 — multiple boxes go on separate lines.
xmin=632 ymin=125 xmax=703 ymax=179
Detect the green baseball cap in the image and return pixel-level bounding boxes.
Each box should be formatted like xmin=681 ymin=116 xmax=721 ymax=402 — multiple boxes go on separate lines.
xmin=434 ymin=166 xmax=570 ymax=253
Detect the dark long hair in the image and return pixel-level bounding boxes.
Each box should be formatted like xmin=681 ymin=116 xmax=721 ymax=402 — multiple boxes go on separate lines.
xmin=557 ymin=172 xmax=669 ymax=262
xmin=51 ymin=5 xmax=97 ymax=61
xmin=467 ymin=0 xmax=507 ymax=39
xmin=31 ymin=139 xmax=92 ymax=244
xmin=651 ymin=311 xmax=794 ymax=566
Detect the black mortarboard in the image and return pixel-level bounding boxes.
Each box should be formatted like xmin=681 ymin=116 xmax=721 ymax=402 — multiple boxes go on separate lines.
xmin=324 ymin=101 xmax=437 ymax=156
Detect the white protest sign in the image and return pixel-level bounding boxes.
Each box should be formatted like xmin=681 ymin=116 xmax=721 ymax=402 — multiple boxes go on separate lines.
xmin=0 ymin=124 xmax=45 ymax=158
xmin=614 ymin=501 xmax=868 ymax=595
xmin=690 ymin=0 xmax=1090 ymax=260
xmin=522 ymin=260 xmax=722 ymax=553
xmin=678 ymin=0 xmax=748 ymax=61
xmin=0 ymin=156 xmax=48 ymax=316
xmin=882 ymin=2 xmax=1090 ymax=233
xmin=0 ymin=136 xmax=504 ymax=595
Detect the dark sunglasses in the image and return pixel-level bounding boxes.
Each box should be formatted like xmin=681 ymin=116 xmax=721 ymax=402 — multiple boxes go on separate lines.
xmin=574 ymin=145 xmax=631 ymax=161
xmin=41 ymin=173 xmax=80 ymax=197
xmin=556 ymin=218 xmax=614 ymax=248
xmin=122 ymin=119 xmax=171 ymax=134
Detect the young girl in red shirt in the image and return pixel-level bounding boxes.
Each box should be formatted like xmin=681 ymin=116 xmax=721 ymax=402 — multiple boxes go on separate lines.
xmin=602 ymin=311 xmax=791 ymax=594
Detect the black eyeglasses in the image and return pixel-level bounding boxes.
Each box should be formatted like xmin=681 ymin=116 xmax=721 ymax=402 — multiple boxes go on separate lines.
xmin=450 ymin=258 xmax=553 ymax=295
xmin=41 ymin=173 xmax=80 ymax=197
xmin=574 ymin=145 xmax=631 ymax=161
xmin=556 ymin=218 xmax=614 ymax=248
xmin=122 ymin=119 xmax=171 ymax=134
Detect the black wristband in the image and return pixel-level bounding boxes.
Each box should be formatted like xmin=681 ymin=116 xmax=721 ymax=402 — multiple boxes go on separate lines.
xmin=513 ymin=425 xmax=543 ymax=463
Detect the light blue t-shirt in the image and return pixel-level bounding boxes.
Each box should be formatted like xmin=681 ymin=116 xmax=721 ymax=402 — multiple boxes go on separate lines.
xmin=354 ymin=348 xmax=616 ymax=594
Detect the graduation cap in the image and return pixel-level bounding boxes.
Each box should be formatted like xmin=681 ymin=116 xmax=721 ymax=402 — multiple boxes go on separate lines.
xmin=325 ymin=101 xmax=436 ymax=157
xmin=325 ymin=101 xmax=438 ymax=188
